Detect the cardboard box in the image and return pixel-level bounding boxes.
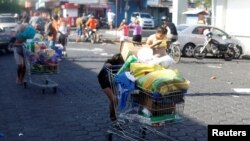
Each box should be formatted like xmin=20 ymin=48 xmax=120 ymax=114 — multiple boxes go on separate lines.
xmin=139 ymin=92 xmax=176 ymax=116
xmin=121 ymin=42 xmax=142 ymax=61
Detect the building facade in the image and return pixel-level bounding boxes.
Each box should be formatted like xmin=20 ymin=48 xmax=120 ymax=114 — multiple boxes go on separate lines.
xmin=212 ymin=0 xmax=250 ymax=55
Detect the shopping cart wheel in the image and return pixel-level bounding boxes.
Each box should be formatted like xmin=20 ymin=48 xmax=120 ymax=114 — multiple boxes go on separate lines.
xmin=139 ymin=127 xmax=147 ymax=138
xmin=53 ymin=87 xmax=57 ymax=94
xmin=106 ymin=133 xmax=113 ymax=141
xmin=23 ymin=82 xmax=27 ymax=89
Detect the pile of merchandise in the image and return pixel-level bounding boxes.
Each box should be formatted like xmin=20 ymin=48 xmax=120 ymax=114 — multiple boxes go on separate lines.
xmin=24 ymin=40 xmax=59 ymax=74
xmin=115 ymin=44 xmax=190 ymax=124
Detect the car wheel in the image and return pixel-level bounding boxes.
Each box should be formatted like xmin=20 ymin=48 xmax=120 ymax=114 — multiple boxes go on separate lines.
xmin=234 ymin=45 xmax=242 ymax=59
xmin=183 ymin=43 xmax=195 ymax=57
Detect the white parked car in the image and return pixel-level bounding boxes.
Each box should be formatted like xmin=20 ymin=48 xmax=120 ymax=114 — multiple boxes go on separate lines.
xmin=177 ymin=24 xmax=243 ymax=58
xmin=0 ymin=13 xmax=18 ymax=31
xmin=131 ymin=12 xmax=155 ymax=29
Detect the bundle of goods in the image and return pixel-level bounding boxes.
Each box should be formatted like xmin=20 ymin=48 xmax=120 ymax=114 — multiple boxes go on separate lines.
xmin=116 ymin=42 xmax=190 ymax=123
xmin=24 ymin=41 xmax=59 ymax=74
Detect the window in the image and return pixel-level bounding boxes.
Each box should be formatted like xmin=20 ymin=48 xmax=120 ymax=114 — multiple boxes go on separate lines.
xmin=0 ymin=17 xmax=15 ymax=23
xmin=140 ymin=14 xmax=151 ymax=18
xmin=192 ymin=27 xmax=208 ymax=35
xmin=132 ymin=13 xmax=139 ymax=17
xmin=211 ymin=28 xmax=228 ymax=37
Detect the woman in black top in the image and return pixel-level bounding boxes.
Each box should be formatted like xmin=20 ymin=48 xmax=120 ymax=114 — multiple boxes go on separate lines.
xmin=97 ymin=53 xmax=124 ymax=122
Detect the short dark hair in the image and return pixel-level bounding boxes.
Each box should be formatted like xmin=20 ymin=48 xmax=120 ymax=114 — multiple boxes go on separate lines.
xmin=53 ymin=15 xmax=59 ymax=20
xmin=106 ymin=53 xmax=124 ymax=64
xmin=156 ymin=26 xmax=167 ymax=35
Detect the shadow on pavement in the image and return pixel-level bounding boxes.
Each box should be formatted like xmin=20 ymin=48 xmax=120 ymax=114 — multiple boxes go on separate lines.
xmin=0 ymin=52 xmax=211 ymax=141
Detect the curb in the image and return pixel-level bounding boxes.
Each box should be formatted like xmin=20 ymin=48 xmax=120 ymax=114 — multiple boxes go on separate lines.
xmin=241 ymin=55 xmax=250 ymax=60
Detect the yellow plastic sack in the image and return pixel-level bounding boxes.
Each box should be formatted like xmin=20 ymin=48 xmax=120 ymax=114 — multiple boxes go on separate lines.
xmin=130 ymin=63 xmax=164 ymax=79
xmin=137 ymin=69 xmax=190 ymax=95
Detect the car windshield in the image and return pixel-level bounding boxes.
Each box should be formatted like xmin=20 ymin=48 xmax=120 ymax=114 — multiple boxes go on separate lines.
xmin=132 ymin=13 xmax=139 ymax=17
xmin=0 ymin=17 xmax=15 ymax=23
xmin=177 ymin=25 xmax=189 ymax=32
xmin=141 ymin=14 xmax=151 ymax=18
xmin=211 ymin=28 xmax=229 ymax=37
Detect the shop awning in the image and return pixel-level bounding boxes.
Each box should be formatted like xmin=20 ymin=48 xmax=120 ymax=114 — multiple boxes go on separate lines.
xmin=36 ymin=0 xmax=60 ymax=10
xmin=68 ymin=0 xmax=99 ymax=4
xmin=61 ymin=3 xmax=80 ymax=9
xmin=85 ymin=3 xmax=111 ymax=8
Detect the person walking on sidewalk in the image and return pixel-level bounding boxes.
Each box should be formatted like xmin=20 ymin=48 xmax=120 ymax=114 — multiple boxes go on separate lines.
xmin=76 ymin=14 xmax=83 ymax=42
xmin=12 ymin=20 xmax=36 ymax=85
xmin=58 ymin=21 xmax=69 ymax=56
xmin=47 ymin=15 xmax=59 ymax=49
xmin=107 ymin=9 xmax=115 ymax=30
xmin=129 ymin=19 xmax=142 ymax=43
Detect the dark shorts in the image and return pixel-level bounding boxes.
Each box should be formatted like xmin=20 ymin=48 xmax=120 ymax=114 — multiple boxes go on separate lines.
xmin=132 ymin=35 xmax=142 ymax=43
xmin=97 ymin=68 xmax=111 ymax=89
xmin=58 ymin=34 xmax=66 ymax=46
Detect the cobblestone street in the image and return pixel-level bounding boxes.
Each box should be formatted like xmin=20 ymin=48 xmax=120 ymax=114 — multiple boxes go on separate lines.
xmin=1 ymin=42 xmax=250 ymax=141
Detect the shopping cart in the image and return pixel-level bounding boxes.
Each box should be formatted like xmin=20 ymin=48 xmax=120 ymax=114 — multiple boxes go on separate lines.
xmin=22 ymin=42 xmax=59 ymax=94
xmin=105 ymin=65 xmax=186 ymax=141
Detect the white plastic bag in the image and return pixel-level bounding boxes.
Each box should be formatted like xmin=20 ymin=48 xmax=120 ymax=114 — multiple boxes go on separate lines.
xmin=137 ymin=47 xmax=154 ymax=63
xmin=148 ymin=55 xmax=174 ymax=68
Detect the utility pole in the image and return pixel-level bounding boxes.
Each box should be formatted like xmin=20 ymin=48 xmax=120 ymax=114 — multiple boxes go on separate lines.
xmin=124 ymin=0 xmax=129 ymax=22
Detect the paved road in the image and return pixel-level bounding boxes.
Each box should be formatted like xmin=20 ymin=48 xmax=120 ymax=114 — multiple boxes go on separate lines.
xmin=0 ymin=42 xmax=250 ymax=141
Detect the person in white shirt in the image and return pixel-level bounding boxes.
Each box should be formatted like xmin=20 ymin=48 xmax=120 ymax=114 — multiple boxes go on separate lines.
xmin=107 ymin=9 xmax=115 ymax=30
xmin=58 ymin=21 xmax=69 ymax=56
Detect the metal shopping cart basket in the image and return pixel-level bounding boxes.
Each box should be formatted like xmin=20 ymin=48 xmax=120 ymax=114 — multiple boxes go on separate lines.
xmin=105 ymin=65 xmax=186 ymax=141
xmin=22 ymin=42 xmax=59 ymax=94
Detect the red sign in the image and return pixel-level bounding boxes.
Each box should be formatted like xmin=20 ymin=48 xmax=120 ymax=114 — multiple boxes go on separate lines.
xmin=62 ymin=3 xmax=80 ymax=9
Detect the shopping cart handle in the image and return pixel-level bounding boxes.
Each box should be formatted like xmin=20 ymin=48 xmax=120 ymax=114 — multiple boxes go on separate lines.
xmin=110 ymin=65 xmax=122 ymax=69
xmin=104 ymin=64 xmax=122 ymax=72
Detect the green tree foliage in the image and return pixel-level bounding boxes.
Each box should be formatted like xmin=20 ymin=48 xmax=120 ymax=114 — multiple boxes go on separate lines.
xmin=194 ymin=0 xmax=211 ymax=8
xmin=0 ymin=0 xmax=24 ymax=13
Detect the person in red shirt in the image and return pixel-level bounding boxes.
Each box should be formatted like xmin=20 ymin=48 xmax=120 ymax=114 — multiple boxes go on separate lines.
xmin=119 ymin=19 xmax=129 ymax=51
xmin=86 ymin=15 xmax=98 ymax=31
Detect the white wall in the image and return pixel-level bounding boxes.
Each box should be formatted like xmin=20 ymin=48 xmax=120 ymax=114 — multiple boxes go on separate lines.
xmin=213 ymin=0 xmax=250 ymax=55
xmin=172 ymin=0 xmax=188 ymax=25
xmin=63 ymin=9 xmax=78 ymax=17
xmin=226 ymin=0 xmax=250 ymax=55
xmin=225 ymin=0 xmax=250 ymax=37
xmin=212 ymin=0 xmax=227 ymax=29
xmin=186 ymin=16 xmax=198 ymax=25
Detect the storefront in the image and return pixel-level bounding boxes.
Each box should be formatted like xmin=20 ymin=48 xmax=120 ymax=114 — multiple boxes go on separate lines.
xmin=61 ymin=3 xmax=80 ymax=27
xmin=84 ymin=3 xmax=112 ymax=17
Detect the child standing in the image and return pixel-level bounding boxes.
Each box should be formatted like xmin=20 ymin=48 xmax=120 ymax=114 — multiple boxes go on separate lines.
xmin=119 ymin=19 xmax=129 ymax=51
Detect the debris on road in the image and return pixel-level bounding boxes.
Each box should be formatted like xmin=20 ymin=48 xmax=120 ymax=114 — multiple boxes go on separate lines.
xmin=210 ymin=76 xmax=217 ymax=80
